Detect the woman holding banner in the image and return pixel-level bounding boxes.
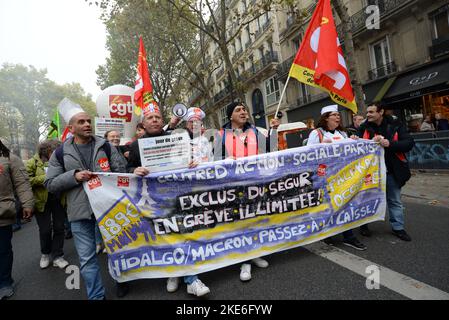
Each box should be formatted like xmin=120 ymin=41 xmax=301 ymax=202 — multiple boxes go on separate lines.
xmin=306 ymin=105 xmax=367 ymax=251
xmin=214 ymin=101 xmax=280 ymax=282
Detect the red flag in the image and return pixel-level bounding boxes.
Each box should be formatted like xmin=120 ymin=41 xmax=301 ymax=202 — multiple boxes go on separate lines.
xmin=61 ymin=126 xmax=72 ymax=142
xmin=134 ymin=36 xmax=159 ymax=116
xmin=289 ymin=0 xmax=357 ymax=113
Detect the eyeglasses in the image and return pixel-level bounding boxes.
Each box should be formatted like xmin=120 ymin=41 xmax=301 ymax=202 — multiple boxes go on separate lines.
xmin=329 ymin=113 xmax=341 ymax=117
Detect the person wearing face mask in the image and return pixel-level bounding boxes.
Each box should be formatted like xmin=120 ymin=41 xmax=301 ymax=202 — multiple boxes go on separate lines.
xmin=307 ymin=105 xmax=367 ymax=251
xmin=214 ymin=101 xmax=280 ymax=282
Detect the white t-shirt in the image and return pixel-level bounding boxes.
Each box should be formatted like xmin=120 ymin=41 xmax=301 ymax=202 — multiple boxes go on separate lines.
xmin=306 ymin=129 xmax=348 ymax=146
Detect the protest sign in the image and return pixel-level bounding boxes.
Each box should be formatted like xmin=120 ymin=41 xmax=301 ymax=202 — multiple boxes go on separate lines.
xmin=95 ymin=117 xmax=125 ymax=138
xmin=138 ymin=132 xmax=191 ymax=172
xmin=84 ymin=139 xmax=386 ymax=281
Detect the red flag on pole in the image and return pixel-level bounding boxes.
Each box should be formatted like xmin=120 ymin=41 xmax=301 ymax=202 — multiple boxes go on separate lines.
xmin=288 ymin=0 xmax=357 ymax=113
xmin=134 ymin=36 xmax=159 ymax=116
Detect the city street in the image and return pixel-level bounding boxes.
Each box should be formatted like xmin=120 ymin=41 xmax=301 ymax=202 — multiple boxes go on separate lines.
xmin=8 ymin=174 xmax=449 ymax=300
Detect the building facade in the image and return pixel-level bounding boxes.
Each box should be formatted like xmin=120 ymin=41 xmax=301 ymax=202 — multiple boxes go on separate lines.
xmin=184 ymin=0 xmax=449 ymax=131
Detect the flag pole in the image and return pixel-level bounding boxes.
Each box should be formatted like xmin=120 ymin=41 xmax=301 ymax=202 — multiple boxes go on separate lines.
xmin=274 ymin=75 xmax=291 ymax=120
xmin=269 ymin=75 xmax=291 ymax=136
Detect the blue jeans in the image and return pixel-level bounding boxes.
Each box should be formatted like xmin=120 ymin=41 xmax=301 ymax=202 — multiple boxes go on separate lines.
xmin=184 ymin=275 xmax=198 ymax=284
xmin=71 ymin=218 xmax=105 ymax=300
xmin=386 ymin=174 xmax=405 ymax=231
xmin=0 ymin=226 xmax=13 ymax=289
xmin=94 ymin=222 xmax=103 ymax=246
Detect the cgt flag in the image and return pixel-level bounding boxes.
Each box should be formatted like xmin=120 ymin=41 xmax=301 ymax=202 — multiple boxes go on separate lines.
xmin=289 ymin=0 xmax=357 ymax=113
xmin=134 ymin=36 xmax=159 ymax=117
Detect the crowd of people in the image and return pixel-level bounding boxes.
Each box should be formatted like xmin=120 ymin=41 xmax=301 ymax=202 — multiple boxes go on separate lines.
xmin=0 ymin=100 xmax=416 ymax=300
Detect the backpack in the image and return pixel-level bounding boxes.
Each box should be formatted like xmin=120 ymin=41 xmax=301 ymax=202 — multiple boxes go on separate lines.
xmin=54 ymin=141 xmax=112 ymax=171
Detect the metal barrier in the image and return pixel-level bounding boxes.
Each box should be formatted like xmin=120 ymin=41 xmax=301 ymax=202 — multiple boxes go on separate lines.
xmin=407 ymin=134 xmax=449 ymax=170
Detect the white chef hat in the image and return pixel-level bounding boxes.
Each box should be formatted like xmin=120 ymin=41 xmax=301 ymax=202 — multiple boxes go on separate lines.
xmin=58 ymin=98 xmax=85 ymax=123
xmin=321 ymin=104 xmax=339 ymax=115
xmin=183 ymin=107 xmax=205 ymax=121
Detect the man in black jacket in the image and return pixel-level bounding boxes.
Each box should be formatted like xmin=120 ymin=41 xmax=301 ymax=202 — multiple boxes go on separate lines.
xmin=357 ymin=103 xmax=414 ymax=241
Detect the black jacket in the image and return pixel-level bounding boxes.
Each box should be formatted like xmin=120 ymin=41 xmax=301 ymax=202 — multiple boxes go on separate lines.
xmin=126 ymin=130 xmax=171 ymax=173
xmin=357 ymin=115 xmax=415 ymax=187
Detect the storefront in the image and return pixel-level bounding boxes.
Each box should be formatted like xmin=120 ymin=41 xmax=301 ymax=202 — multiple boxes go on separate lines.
xmin=381 ymin=57 xmax=449 ymax=132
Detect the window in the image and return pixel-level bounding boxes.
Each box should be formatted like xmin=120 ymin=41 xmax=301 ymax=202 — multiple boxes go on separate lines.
xmin=432 ymin=8 xmax=449 ymax=39
xmin=219 ymin=106 xmax=227 ymax=126
xmin=369 ymin=36 xmax=393 ymax=78
xmin=265 ymin=76 xmax=280 ymax=106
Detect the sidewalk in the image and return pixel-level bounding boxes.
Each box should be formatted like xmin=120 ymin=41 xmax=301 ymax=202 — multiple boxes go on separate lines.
xmin=402 ymin=171 xmax=449 ymax=208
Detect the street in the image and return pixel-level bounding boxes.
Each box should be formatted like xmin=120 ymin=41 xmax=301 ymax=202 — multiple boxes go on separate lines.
xmin=8 ymin=198 xmax=449 ymax=300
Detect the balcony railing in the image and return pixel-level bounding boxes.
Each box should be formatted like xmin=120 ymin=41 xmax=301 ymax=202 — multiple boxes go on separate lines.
xmin=429 ymin=37 xmax=449 ymax=60
xmin=250 ymin=52 xmax=279 ymax=76
xmin=213 ymin=87 xmax=231 ymax=103
xmin=276 ymin=55 xmax=295 ymax=80
xmin=368 ymin=61 xmax=397 ymax=80
xmin=350 ymin=0 xmax=413 ymax=32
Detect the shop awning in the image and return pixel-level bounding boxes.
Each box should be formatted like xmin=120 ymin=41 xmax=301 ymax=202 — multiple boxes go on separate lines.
xmin=382 ymin=58 xmax=449 ymax=103
xmin=362 ymin=77 xmax=397 ymax=104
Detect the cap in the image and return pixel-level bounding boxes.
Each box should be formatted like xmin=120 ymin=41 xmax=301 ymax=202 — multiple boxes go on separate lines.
xmin=183 ymin=107 xmax=205 ymax=121
xmin=321 ymin=105 xmax=339 ymax=115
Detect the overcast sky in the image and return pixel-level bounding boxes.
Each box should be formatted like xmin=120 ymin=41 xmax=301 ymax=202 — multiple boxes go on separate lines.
xmin=0 ymin=0 xmax=107 ymax=99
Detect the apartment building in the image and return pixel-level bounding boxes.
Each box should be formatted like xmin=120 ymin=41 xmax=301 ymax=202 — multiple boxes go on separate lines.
xmin=185 ymin=0 xmax=449 ymax=131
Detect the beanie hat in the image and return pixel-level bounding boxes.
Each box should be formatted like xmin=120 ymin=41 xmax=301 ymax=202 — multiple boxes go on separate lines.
xmin=226 ymin=102 xmax=242 ymax=120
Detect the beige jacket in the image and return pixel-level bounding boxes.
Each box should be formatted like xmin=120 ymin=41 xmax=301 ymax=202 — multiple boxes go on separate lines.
xmin=0 ymin=154 xmax=34 ymax=227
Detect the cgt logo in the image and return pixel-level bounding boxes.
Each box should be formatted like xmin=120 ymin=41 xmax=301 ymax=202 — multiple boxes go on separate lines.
xmin=109 ymin=95 xmax=133 ymax=122
xmin=117 ymin=176 xmax=130 ymax=187
xmin=98 ymin=158 xmax=110 ymax=172
xmin=87 ymin=175 xmax=102 ymax=190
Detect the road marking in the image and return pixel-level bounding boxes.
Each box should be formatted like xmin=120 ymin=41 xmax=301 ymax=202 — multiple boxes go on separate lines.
xmin=306 ymin=242 xmax=449 ymax=300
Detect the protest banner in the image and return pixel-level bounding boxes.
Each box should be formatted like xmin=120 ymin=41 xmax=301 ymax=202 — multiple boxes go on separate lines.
xmin=84 ymin=139 xmax=386 ymax=282
xmin=94 ymin=117 xmax=125 ymax=138
xmin=138 ymin=132 xmax=192 ymax=172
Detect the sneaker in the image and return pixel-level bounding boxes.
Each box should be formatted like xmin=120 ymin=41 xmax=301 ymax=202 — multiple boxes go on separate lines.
xmin=53 ymin=257 xmax=69 ymax=269
xmin=187 ymin=279 xmax=210 ymax=297
xmin=40 ymin=254 xmax=50 ymax=269
xmin=166 ymin=277 xmax=180 ymax=293
xmin=116 ymin=281 xmax=129 ymax=298
xmin=252 ymin=257 xmax=269 ymax=268
xmin=392 ymin=229 xmax=411 ymax=242
xmin=360 ymin=225 xmax=372 ymax=237
xmin=0 ymin=286 xmax=14 ymax=300
xmin=240 ymin=263 xmax=251 ymax=281
xmin=343 ymin=238 xmax=367 ymax=251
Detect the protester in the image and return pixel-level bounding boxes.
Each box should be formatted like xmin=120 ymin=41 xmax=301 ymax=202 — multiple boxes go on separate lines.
xmin=44 ymin=101 xmax=128 ymax=300
xmin=122 ymin=123 xmax=146 ymax=159
xmin=214 ymin=101 xmax=280 ymax=282
xmin=0 ymin=139 xmax=34 ymax=300
xmin=104 ymin=130 xmax=127 ymax=172
xmin=26 ymin=140 xmax=69 ymax=269
xmin=435 ymin=112 xmax=449 ymax=131
xmin=184 ymin=107 xmax=213 ymax=163
xmin=347 ymin=114 xmax=364 ymax=135
xmin=358 ymin=103 xmax=414 ymax=241
xmin=128 ymin=105 xmax=211 ymax=297
xmin=420 ymin=115 xmax=435 ymax=132
xmin=307 ymin=105 xmax=367 ymax=251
